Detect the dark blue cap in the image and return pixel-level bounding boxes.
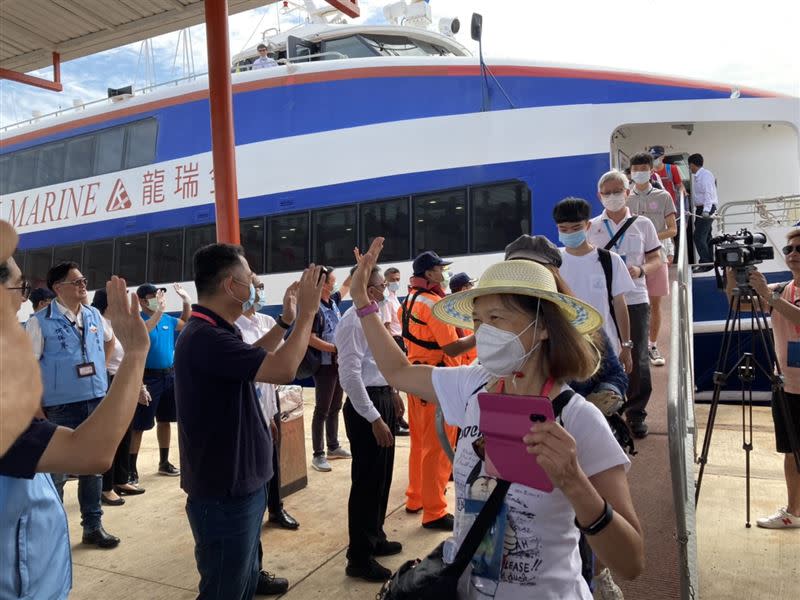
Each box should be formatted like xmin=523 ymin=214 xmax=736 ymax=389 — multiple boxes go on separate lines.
xmin=649 ymin=145 xmax=665 ymax=158
xmin=136 ymin=283 xmax=167 ymax=298
xmin=412 ymin=251 xmax=452 ymax=276
xmin=449 ymin=272 xmax=475 ymax=292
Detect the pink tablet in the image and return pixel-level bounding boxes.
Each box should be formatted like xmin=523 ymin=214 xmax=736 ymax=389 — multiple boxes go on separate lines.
xmin=477 ymin=392 xmax=555 ymax=492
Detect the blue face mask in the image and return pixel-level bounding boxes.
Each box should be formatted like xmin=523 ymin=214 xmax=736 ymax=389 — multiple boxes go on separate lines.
xmin=230 ymin=279 xmax=257 ymax=312
xmin=253 ymin=289 xmax=267 ymax=312
xmin=558 ymin=229 xmax=587 ymax=248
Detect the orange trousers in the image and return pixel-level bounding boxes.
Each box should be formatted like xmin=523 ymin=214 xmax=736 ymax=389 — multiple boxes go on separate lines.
xmin=405 ymin=393 xmax=457 ymax=524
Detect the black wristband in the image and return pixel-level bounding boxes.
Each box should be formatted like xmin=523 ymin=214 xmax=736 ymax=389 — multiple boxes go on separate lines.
xmin=575 ymin=499 xmax=613 ymax=536
xmin=276 ymin=315 xmax=291 ymax=330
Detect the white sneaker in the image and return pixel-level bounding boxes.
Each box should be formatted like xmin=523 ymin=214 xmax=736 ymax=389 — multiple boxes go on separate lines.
xmin=648 ymin=345 xmax=665 ymax=367
xmin=327 ymin=447 xmax=352 ymax=460
xmin=756 ymin=506 xmax=800 ymax=529
xmin=311 ymin=456 xmax=332 ymax=472
xmin=593 ymin=568 xmax=624 ymax=600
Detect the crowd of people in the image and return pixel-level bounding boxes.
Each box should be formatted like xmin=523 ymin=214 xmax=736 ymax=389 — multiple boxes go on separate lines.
xmin=1 ymin=149 xmax=798 ymax=600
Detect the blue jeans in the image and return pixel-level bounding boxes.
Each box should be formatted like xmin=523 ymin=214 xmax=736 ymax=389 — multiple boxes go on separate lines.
xmin=44 ymin=398 xmax=104 ymax=533
xmin=186 ymin=485 xmax=268 ymax=600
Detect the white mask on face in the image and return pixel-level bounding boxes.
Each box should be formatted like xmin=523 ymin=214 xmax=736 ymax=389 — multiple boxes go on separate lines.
xmin=630 ymin=171 xmax=650 ymax=184
xmin=601 ymin=192 xmax=627 ymax=212
xmin=147 ymin=298 xmax=160 ymax=312
xmin=475 ymin=317 xmax=541 ymax=378
xmin=387 ymin=282 xmax=400 ymax=293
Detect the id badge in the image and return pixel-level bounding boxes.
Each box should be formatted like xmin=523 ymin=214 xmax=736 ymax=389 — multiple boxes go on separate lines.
xmin=76 ymin=362 xmax=97 ymax=378
xmin=788 ymin=341 xmax=800 ymax=368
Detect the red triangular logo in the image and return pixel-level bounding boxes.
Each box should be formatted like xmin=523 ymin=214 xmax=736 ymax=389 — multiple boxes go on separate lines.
xmin=106 ymin=179 xmax=132 ymax=212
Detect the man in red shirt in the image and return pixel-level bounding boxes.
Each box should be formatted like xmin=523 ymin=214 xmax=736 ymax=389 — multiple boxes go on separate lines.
xmin=650 ymin=146 xmax=685 ymax=208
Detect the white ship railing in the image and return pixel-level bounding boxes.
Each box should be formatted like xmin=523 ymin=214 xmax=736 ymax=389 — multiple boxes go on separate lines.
xmin=716 ymin=195 xmax=800 ymax=233
xmin=669 ymin=189 xmax=699 ymax=599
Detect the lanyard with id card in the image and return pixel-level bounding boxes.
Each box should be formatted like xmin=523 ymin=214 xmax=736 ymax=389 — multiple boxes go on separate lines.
xmin=788 ymin=283 xmax=800 ymax=368
xmin=70 ymin=314 xmax=97 ymax=378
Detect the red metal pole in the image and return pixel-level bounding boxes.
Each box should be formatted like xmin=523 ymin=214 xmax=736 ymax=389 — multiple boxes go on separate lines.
xmin=0 ymin=52 xmax=63 ymax=92
xmin=204 ymin=0 xmax=240 ymax=244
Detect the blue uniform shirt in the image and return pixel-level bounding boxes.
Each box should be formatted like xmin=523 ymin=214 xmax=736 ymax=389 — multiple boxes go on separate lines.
xmin=142 ymin=313 xmax=179 ymax=369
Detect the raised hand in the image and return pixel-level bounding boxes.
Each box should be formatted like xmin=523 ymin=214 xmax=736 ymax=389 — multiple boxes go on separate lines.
xmin=106 ymin=276 xmax=150 ymax=356
xmin=282 ymin=281 xmax=300 ymax=324
xmin=351 ymin=237 xmax=384 ymax=307
xmin=523 ymin=420 xmax=584 ymax=492
xmin=174 ymin=283 xmax=192 ymax=303
xmin=156 ymin=289 xmax=167 ymax=312
xmin=295 ymin=264 xmax=324 ymax=319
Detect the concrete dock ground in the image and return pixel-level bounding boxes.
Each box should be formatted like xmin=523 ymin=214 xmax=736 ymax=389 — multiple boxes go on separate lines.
xmin=62 ymin=365 xmax=797 ymax=599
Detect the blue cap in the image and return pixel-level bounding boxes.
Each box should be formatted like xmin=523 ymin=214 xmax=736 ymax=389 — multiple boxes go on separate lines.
xmin=449 ymin=272 xmax=475 ymax=292
xmin=412 ymin=251 xmax=452 ymax=276
xmin=136 ymin=283 xmax=167 ymax=298
xmin=649 ymin=145 xmax=665 ymax=158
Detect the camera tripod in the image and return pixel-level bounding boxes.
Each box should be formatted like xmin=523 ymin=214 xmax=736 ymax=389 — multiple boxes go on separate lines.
xmin=695 ymin=285 xmax=800 ymax=527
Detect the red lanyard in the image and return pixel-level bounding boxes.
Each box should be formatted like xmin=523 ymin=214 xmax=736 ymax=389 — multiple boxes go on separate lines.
xmin=191 ymin=311 xmax=217 ymax=326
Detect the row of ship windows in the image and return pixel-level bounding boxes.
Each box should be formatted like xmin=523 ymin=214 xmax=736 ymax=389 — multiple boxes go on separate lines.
xmin=13 ymin=180 xmax=531 ymax=290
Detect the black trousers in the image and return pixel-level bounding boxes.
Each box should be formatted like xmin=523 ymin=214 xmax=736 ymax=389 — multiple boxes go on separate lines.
xmin=625 ymin=303 xmax=653 ymax=422
xmin=102 ymin=374 xmax=132 ymax=490
xmin=344 ymin=387 xmax=396 ymax=563
xmin=267 ymin=392 xmax=283 ymax=515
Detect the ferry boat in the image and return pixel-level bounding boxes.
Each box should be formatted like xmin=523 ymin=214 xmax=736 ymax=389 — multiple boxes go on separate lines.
xmin=2 ymin=1 xmax=799 ymax=597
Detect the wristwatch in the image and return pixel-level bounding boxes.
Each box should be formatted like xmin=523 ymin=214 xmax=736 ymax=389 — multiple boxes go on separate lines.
xmin=356 ymin=301 xmax=380 ymax=318
xmin=621 ymin=340 xmax=634 ymax=349
xmin=276 ymin=314 xmax=291 ymax=330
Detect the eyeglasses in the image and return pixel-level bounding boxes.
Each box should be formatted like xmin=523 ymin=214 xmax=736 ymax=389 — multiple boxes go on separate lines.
xmin=8 ymin=280 xmax=31 ymax=300
xmin=782 ymin=245 xmax=800 ymax=256
xmin=59 ymin=277 xmax=88 ymax=288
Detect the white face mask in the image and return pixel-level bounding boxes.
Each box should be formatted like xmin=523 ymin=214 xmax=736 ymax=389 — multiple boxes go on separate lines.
xmin=630 ymin=171 xmax=650 ymax=184
xmin=475 ymin=318 xmax=540 ymax=378
xmin=601 ymin=192 xmax=627 ymax=212
xmin=147 ymin=298 xmax=160 ymax=312
xmin=387 ymin=282 xmax=400 ymax=293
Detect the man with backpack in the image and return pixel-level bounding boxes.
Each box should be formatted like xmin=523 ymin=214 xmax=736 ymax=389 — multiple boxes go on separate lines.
xmin=587 ymin=170 xmax=664 ymax=438
xmin=551 ymin=198 xmax=635 ymax=374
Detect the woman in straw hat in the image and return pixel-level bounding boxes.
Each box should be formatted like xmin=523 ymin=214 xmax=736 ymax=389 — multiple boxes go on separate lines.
xmin=350 ymin=238 xmax=643 ymax=598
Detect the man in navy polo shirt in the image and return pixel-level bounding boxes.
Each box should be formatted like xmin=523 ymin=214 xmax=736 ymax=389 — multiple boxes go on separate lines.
xmin=129 ymin=282 xmax=191 ymax=481
xmin=174 ymin=243 xmax=323 ymax=600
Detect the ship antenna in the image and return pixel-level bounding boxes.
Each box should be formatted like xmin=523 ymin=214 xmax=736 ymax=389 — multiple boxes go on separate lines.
xmin=471 ymin=13 xmax=515 ymax=112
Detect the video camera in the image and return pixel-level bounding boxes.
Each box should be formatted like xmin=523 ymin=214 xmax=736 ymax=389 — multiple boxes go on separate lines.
xmin=712 ymin=228 xmax=774 ymax=291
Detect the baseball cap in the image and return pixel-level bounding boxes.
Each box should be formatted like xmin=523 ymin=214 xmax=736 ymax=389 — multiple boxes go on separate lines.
xmin=412 ymin=251 xmax=452 ymax=276
xmin=449 ymin=272 xmax=475 ymax=292
xmin=136 ymin=283 xmax=167 ymax=298
xmin=649 ymin=145 xmax=665 ymax=158
xmin=504 ymin=234 xmax=562 ymax=268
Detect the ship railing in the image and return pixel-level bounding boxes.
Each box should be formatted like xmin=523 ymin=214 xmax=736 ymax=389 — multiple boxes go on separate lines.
xmin=716 ymin=195 xmax=800 ymax=235
xmin=668 ymin=189 xmax=699 ymax=600
xmin=233 ymin=51 xmax=349 ymax=71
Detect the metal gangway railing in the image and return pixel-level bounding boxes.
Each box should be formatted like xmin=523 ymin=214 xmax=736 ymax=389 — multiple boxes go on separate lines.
xmin=716 ymin=195 xmax=800 ymax=235
xmin=668 ymin=190 xmax=699 ymax=599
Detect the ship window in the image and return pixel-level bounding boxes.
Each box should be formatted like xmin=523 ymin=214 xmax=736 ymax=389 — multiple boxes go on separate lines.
xmin=361 ymin=34 xmax=449 ymax=57
xmin=114 ymin=234 xmax=148 ymax=286
xmin=470 ymin=182 xmax=531 ymax=253
xmin=241 ymin=218 xmax=265 ymax=274
xmin=52 ymin=243 xmax=83 ymax=267
xmin=64 ymin=136 xmax=96 ymax=181
xmin=26 ymin=247 xmax=54 ymax=290
xmin=9 ymin=149 xmax=37 ymax=193
xmin=94 ymin=127 xmax=126 ymax=175
xmin=12 ymin=250 xmax=26 ymax=277
xmin=312 ymin=205 xmax=356 ymax=267
xmin=83 ymin=240 xmax=114 ymax=290
xmin=36 ymin=143 xmax=66 ymax=187
xmin=268 ymin=212 xmax=308 ymax=273
xmin=360 ymin=197 xmax=410 ymax=262
xmin=321 ymin=36 xmax=378 ymax=60
xmin=184 ymin=225 xmax=217 ymax=280
xmin=125 ymin=119 xmax=158 ymax=170
xmin=148 ymin=229 xmax=183 ymax=284
xmin=413 ymin=189 xmax=467 ymax=257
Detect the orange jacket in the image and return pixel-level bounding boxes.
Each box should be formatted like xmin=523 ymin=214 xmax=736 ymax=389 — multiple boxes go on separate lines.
xmin=398 ymin=288 xmax=460 ymax=367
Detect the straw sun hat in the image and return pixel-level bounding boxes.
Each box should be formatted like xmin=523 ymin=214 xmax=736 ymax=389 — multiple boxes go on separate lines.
xmin=432 ymin=260 xmax=602 ymax=334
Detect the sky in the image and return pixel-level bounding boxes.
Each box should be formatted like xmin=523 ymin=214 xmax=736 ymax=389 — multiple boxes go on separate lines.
xmin=1 ymin=0 xmax=799 ymax=127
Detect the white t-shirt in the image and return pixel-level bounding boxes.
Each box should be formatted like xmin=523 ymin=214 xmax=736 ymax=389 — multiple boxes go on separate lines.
xmin=432 ymin=364 xmax=630 ymax=600
xmin=101 ymin=316 xmax=124 ymax=375
xmin=587 ymin=209 xmax=662 ymax=306
xmin=235 ymin=312 xmax=279 ymax=422
xmin=559 ymin=248 xmax=636 ymax=354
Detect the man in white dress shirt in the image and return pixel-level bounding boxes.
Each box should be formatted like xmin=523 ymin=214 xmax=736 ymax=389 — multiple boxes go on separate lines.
xmin=252 ymin=44 xmax=278 ymax=70
xmin=688 ymin=153 xmax=718 ymax=270
xmin=335 ymin=265 xmax=405 ymax=582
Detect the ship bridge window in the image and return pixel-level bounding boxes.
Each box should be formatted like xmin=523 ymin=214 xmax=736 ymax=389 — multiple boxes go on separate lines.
xmin=65 ymin=136 xmax=95 ymax=182
xmin=470 ymin=182 xmax=531 ymax=253
xmin=313 ymin=205 xmax=357 ymax=267
xmin=413 ymin=189 xmax=467 ymax=257
xmin=361 ymin=34 xmax=450 ymax=57
xmin=321 ymin=36 xmax=379 ymax=60
xmin=125 ymin=119 xmax=159 ymax=170
xmin=37 ymin=143 xmax=66 ymax=187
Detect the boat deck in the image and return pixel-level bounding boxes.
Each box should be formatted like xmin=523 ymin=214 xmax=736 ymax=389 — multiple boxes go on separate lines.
xmin=62 ymin=317 xmax=797 ymax=599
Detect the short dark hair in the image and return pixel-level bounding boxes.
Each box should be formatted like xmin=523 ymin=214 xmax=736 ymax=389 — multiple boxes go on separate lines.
xmin=384 ymin=267 xmax=400 ymax=278
xmin=47 ymin=261 xmax=80 ymax=291
xmin=193 ymin=243 xmax=245 ymax=298
xmin=688 ymin=153 xmax=704 ymax=167
xmin=630 ymin=152 xmax=653 ymax=168
xmin=0 ymin=260 xmax=10 ymax=285
xmin=553 ymin=197 xmax=591 ymax=224
xmin=91 ymin=288 xmax=108 ymax=314
xmin=257 ymin=43 xmax=267 ymax=50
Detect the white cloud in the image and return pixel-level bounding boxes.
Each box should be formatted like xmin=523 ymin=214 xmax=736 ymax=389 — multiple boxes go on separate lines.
xmin=1 ymin=0 xmax=798 ymax=127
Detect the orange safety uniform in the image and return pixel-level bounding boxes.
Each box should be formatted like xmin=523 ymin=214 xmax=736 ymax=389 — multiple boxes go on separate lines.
xmin=399 ymin=284 xmax=461 ymax=524
xmin=456 ymin=327 xmax=477 ymax=366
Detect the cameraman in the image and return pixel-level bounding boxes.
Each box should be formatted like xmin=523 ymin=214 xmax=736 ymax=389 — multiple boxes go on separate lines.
xmin=725 ymin=228 xmax=800 ymax=529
